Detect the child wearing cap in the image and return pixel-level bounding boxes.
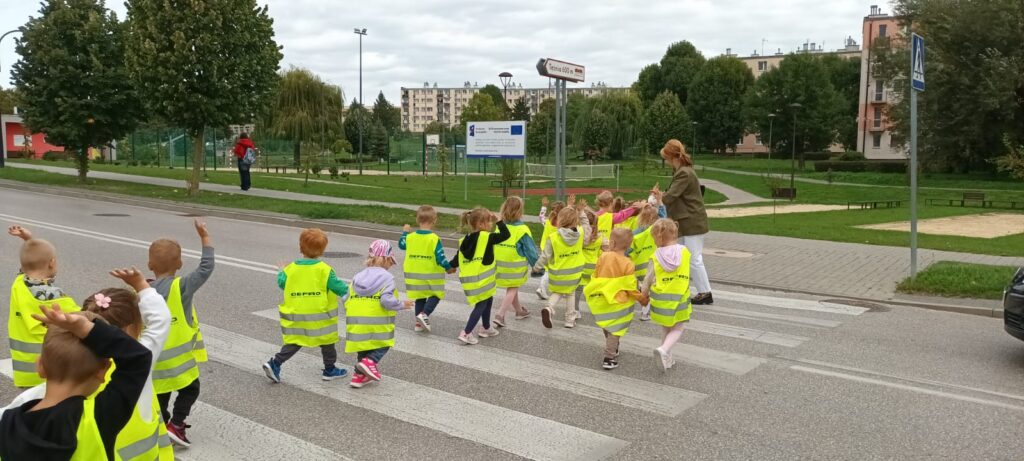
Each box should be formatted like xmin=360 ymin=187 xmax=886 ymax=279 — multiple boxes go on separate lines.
xmin=346 ymin=240 xmax=413 ymax=388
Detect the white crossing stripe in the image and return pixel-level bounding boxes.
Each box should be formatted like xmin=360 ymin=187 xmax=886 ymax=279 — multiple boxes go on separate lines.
xmin=685 ymin=319 xmax=808 ymax=347
xmin=715 ymin=290 xmax=868 ymax=315
xmin=428 ymin=305 xmax=766 ymax=375
xmin=253 ymin=308 xmax=705 ymax=417
xmin=201 ymin=324 xmax=629 ymax=461
xmin=698 ymin=305 xmax=843 ymax=328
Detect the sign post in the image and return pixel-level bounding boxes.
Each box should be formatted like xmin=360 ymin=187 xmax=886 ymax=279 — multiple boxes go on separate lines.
xmin=909 ymin=33 xmax=925 ymax=277
xmin=537 ymin=58 xmax=585 ymax=202
xmin=464 ymin=121 xmax=527 ymax=201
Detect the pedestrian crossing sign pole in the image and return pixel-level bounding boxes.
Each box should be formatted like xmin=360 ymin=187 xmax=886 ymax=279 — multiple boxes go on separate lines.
xmin=909 ymin=33 xmax=925 ymax=277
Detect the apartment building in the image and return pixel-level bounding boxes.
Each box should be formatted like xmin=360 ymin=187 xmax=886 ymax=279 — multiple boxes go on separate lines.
xmin=855 ymin=5 xmax=903 ymax=159
xmin=400 ymin=81 xmax=626 ymax=133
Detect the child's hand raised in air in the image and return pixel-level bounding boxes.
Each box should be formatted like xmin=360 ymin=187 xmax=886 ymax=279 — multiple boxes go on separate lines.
xmin=567 ymin=194 xmax=576 ymax=207
xmin=194 ymin=219 xmax=209 ymax=238
xmin=33 ymin=304 xmax=95 ymax=339
xmin=576 ymin=198 xmax=589 ymax=211
xmin=110 ymin=267 xmax=150 ymax=292
xmin=7 ymin=226 xmax=32 ymax=241
xmin=541 ymin=196 xmax=549 ymax=208
xmin=403 ymin=224 xmax=412 ymax=233
xmin=402 ymin=300 xmax=415 ymax=310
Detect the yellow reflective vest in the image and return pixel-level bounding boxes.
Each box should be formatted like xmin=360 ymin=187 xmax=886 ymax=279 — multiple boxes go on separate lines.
xmin=495 ymin=224 xmax=531 ymax=288
xmin=547 ymin=231 xmax=585 ymax=294
xmin=581 ymin=237 xmax=602 ymax=286
xmin=69 ymin=398 xmax=106 ymax=461
xmin=8 ymin=274 xmax=80 ymax=387
xmin=614 ymin=215 xmax=638 ymax=232
xmin=596 ymin=213 xmax=613 ymax=245
xmin=630 ymin=227 xmax=656 ymax=280
xmin=402 ymin=232 xmax=447 ymax=300
xmin=278 ymin=262 xmax=340 ymax=347
xmin=583 ymin=274 xmax=637 ymax=337
xmin=539 ymin=219 xmax=556 ymax=256
xmin=648 ymin=246 xmax=693 ymax=327
xmin=93 ymin=366 xmax=174 ymax=461
xmin=458 ymin=232 xmax=497 ymax=305
xmin=153 ymin=278 xmax=200 ymax=394
xmin=344 ymin=287 xmax=397 ymax=353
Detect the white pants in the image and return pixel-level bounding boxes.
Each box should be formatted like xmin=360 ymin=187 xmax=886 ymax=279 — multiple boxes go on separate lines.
xmin=681 ymin=233 xmax=712 ymax=295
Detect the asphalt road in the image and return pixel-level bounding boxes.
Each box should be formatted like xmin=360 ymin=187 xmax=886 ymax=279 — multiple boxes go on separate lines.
xmin=1 ymin=188 xmax=1023 ymax=460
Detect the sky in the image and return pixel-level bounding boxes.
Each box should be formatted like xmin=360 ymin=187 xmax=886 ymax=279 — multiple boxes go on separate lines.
xmin=0 ymin=0 xmax=882 ymax=103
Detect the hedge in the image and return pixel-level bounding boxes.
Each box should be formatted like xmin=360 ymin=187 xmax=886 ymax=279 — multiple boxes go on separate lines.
xmin=753 ymin=151 xmax=832 ymax=161
xmin=814 ymin=160 xmax=907 ymax=173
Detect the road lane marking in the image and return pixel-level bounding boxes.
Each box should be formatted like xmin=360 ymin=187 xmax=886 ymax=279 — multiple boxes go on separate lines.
xmin=715 ymin=290 xmax=868 ymax=315
xmin=253 ymin=308 xmax=705 ymax=417
xmin=685 ymin=319 xmax=807 ymax=347
xmin=790 ymin=365 xmax=1024 ymax=412
xmin=201 ymin=324 xmax=628 ymax=461
xmin=697 ymin=305 xmax=843 ymax=328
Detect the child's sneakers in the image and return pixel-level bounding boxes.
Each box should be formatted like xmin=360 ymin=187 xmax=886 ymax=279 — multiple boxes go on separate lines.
xmin=563 ymin=318 xmax=576 ymax=329
xmin=477 ymin=326 xmax=499 ymax=338
xmin=166 ymin=421 xmax=192 ymax=447
xmin=492 ymin=315 xmax=506 ymax=328
xmin=653 ymin=347 xmax=672 ymax=373
xmin=262 ymin=358 xmax=281 ymax=383
xmin=416 ymin=313 xmax=432 ymax=332
xmin=515 ymin=308 xmax=531 ymax=320
xmin=535 ymin=287 xmax=549 ymax=300
xmin=458 ymin=331 xmax=479 ymax=345
xmin=350 ymin=373 xmax=370 ymax=388
xmin=414 ymin=323 xmax=424 ymax=333
xmin=541 ymin=307 xmax=553 ymax=329
xmin=356 ymin=358 xmax=382 ymax=381
xmin=322 ymin=365 xmax=348 ymax=381
xmin=602 ymin=358 xmax=619 ymax=370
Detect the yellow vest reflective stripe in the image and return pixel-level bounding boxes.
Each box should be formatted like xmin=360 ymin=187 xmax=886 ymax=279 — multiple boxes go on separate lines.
xmin=581 ymin=237 xmax=602 ymax=284
xmin=649 ymin=246 xmax=693 ymax=327
xmin=495 ymin=224 xmax=531 ymax=288
xmin=115 ymin=388 xmax=171 ymax=461
xmin=458 ymin=232 xmax=496 ymax=305
xmin=153 ymin=278 xmax=200 ymax=394
xmin=8 ymin=274 xmax=80 ymax=387
xmin=402 ymin=232 xmax=446 ymax=300
xmin=69 ymin=398 xmax=105 ymax=461
xmin=539 ymin=219 xmax=556 ymax=257
xmin=630 ymin=228 xmax=656 ymax=279
xmin=614 ymin=215 xmax=638 ymax=231
xmin=344 ymin=287 xmax=397 ymax=353
xmin=583 ymin=275 xmax=637 ymax=337
xmin=596 ymin=213 xmax=613 ymax=244
xmin=279 ymin=262 xmax=340 ymax=347
xmin=547 ymin=231 xmax=585 ymax=294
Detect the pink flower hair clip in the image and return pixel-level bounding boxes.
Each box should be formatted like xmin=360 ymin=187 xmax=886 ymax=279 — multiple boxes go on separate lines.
xmin=93 ymin=293 xmax=112 ymax=309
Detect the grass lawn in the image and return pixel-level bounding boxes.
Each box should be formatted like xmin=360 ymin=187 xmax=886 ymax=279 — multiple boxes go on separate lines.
xmin=896 ymin=261 xmax=1018 ymax=299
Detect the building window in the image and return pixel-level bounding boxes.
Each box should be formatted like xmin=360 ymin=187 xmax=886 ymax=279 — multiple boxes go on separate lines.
xmin=874 ymin=80 xmax=884 ymax=101
xmin=755 ymin=136 xmax=763 ymax=146
xmin=873 ymin=107 xmax=882 ymax=128
xmin=737 ymin=138 xmax=745 ymax=146
xmin=879 ymin=25 xmax=887 ymax=38
xmin=757 ymin=61 xmax=767 ymax=71
xmin=872 ymin=133 xmax=881 ymax=148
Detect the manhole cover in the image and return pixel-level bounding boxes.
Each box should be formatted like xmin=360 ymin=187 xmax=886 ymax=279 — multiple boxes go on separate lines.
xmin=821 ymin=298 xmax=891 ymax=312
xmin=93 ymin=213 xmax=130 ymax=217
xmin=322 ymin=251 xmax=362 ymax=259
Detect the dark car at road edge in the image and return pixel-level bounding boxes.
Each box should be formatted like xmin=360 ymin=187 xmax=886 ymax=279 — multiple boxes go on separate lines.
xmin=1004 ymin=267 xmax=1024 ymax=341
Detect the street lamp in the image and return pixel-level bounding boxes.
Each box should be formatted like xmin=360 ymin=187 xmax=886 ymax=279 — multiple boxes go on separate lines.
xmin=789 ymin=103 xmax=803 ymax=200
xmin=353 ymin=27 xmax=367 ymax=175
xmin=766 ymin=113 xmax=777 ymax=178
xmin=498 ymin=71 xmax=513 ymax=106
xmin=691 ymin=121 xmax=698 ymax=155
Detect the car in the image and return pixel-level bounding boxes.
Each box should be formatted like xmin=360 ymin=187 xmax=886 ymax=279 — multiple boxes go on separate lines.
xmin=1003 ymin=267 xmax=1024 ymax=341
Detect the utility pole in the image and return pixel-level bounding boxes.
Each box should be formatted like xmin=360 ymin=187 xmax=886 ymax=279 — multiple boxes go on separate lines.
xmin=354 ymin=28 xmax=367 ymax=175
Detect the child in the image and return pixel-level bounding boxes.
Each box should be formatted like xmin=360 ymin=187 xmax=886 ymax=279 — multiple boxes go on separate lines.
xmin=264 ymin=228 xmax=349 ymax=384
xmin=582 ymin=228 xmax=647 ymax=370
xmin=493 ymin=196 xmax=539 ymax=327
xmin=643 ymin=219 xmax=693 ymax=372
xmin=6 ymin=225 xmax=80 ymax=388
xmin=0 ymin=306 xmax=151 ymax=461
xmin=576 ymin=204 xmax=602 ymax=319
xmin=630 ymin=203 xmax=665 ymax=321
xmin=400 ymin=205 xmax=453 ymax=333
xmin=346 ymin=240 xmax=414 ymax=388
xmin=2 ymin=268 xmax=175 ymax=461
xmin=535 ymin=197 xmax=565 ymax=300
xmin=450 ymin=207 xmax=511 ymax=345
xmin=149 ymin=219 xmax=214 ymax=447
xmin=594 ymin=191 xmax=641 ymax=245
xmin=532 ymin=205 xmax=591 ymax=329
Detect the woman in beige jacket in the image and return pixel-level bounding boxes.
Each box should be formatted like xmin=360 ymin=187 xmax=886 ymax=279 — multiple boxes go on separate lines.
xmin=658 ymin=139 xmax=713 ymax=305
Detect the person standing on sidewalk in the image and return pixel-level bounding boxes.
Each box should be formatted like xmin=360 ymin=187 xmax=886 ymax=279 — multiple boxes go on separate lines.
xmin=658 ymin=139 xmax=713 ymax=305
xmin=232 ymin=133 xmax=256 ymax=191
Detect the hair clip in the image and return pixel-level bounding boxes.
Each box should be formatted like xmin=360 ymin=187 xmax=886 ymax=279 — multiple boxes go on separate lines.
xmin=94 ymin=293 xmax=112 ymax=309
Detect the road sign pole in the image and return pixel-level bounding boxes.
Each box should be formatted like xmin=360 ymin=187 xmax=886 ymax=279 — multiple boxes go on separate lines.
xmin=909 ymin=33 xmax=925 ymax=278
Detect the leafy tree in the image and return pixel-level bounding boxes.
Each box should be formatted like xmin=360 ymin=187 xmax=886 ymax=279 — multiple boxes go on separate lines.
xmin=343 ymin=103 xmax=372 ymax=158
xmin=578 ymin=91 xmax=644 ymax=159
xmin=460 ymin=93 xmax=505 ymax=130
xmin=580 ymin=109 xmax=613 ymax=161
xmin=369 ymin=119 xmax=389 ymax=159
xmin=12 ymin=0 xmax=140 ymax=181
xmin=0 ymin=88 xmax=21 ymax=114
xmin=641 ymin=91 xmax=692 ymax=155
xmin=526 ymin=99 xmax=555 ymax=160
xmin=510 ymin=98 xmax=531 ymax=122
xmin=632 ymin=41 xmax=706 ymax=108
xmin=821 ymin=55 xmax=862 ymax=151
xmin=126 ymin=0 xmax=282 ymax=195
xmin=688 ymin=56 xmax=755 ymax=153
xmin=372 ymin=91 xmax=401 ymax=136
xmin=262 ymin=68 xmax=344 ymax=168
xmin=479 ymin=84 xmax=509 ymax=116
xmin=995 ymin=136 xmax=1024 ymax=179
xmin=633 ymin=64 xmax=663 ymax=106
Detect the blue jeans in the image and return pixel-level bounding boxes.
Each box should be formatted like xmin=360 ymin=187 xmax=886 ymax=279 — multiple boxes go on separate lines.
xmin=415 ymin=296 xmax=441 ymax=317
xmin=357 ymin=347 xmax=389 ymax=364
xmin=464 ymin=298 xmax=493 ymax=334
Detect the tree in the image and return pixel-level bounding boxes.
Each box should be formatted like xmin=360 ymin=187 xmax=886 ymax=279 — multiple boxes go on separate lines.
xmin=633 ymin=64 xmax=663 ymax=106
xmin=510 ymin=98 xmax=531 ymax=122
xmin=526 ymin=99 xmax=555 ymax=160
xmin=821 ymin=55 xmax=861 ymax=151
xmin=632 ymin=41 xmax=706 ymax=108
xmin=479 ymin=84 xmax=509 ymax=116
xmin=641 ymin=91 xmax=692 ymax=155
xmin=688 ymin=56 xmax=755 ymax=153
xmin=343 ymin=103 xmax=372 ymax=158
xmin=372 ymin=91 xmax=401 ymax=136
xmin=368 ymin=119 xmax=389 ymax=159
xmin=12 ymin=0 xmax=140 ymax=181
xmin=460 ymin=93 xmax=505 ymax=130
xmin=585 ymin=91 xmax=644 ymax=159
xmin=995 ymin=136 xmax=1024 ymax=179
xmin=0 ymin=88 xmax=21 ymax=115
xmin=126 ymin=0 xmax=282 ymax=195
xmin=580 ymin=109 xmax=613 ymax=161
xmin=262 ymin=68 xmax=344 ymax=170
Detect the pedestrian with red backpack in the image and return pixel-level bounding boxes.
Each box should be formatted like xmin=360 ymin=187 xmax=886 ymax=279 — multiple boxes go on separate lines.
xmin=232 ymin=133 xmax=257 ymax=191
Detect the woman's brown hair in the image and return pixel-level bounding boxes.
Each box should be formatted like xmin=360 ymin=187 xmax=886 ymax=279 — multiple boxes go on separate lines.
xmin=660 ymin=139 xmax=693 ymax=167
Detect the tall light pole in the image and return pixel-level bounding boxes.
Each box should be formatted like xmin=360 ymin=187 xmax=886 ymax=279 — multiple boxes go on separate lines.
xmin=691 ymin=121 xmax=698 ymax=155
xmin=499 ymin=71 xmax=513 ymax=109
xmin=354 ymin=28 xmax=367 ymax=175
xmin=789 ymin=103 xmax=802 ymax=200
xmin=766 ymin=113 xmax=776 ymax=162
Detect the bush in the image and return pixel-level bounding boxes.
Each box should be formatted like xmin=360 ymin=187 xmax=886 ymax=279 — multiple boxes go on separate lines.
xmin=752 ymin=151 xmax=831 ymax=161
xmin=41 ymin=151 xmax=66 ymax=161
xmin=328 ymin=165 xmax=339 ymax=179
xmin=815 ymin=160 xmax=906 ymax=173
xmin=838 ymin=151 xmax=866 ymax=161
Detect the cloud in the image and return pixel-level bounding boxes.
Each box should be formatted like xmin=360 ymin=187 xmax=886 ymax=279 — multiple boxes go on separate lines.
xmin=1 ymin=0 xmax=874 ymax=104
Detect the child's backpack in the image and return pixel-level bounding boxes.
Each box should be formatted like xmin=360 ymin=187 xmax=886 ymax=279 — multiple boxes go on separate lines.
xmin=242 ymin=147 xmax=257 ymax=166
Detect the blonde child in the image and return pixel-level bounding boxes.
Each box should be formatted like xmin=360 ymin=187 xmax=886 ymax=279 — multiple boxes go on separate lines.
xmin=6 ymin=226 xmax=80 ymax=388
xmin=583 ymin=229 xmax=648 ymax=370
xmin=532 ymin=205 xmax=591 ymax=329
xmin=642 ymin=219 xmax=693 ymax=372
xmin=630 ymin=203 xmax=666 ymax=321
xmin=575 ymin=204 xmax=602 ymax=318
xmin=450 ymin=207 xmax=511 ymax=344
xmin=346 ymin=240 xmax=414 ymax=388
xmin=493 ymin=196 xmax=539 ymax=327
xmin=535 ymin=197 xmax=566 ymax=300
xmin=594 ymin=191 xmax=641 ymax=245
xmin=148 ymin=219 xmax=214 ymax=447
xmin=400 ymin=205 xmax=453 ymax=333
xmin=264 ymin=228 xmax=349 ymax=385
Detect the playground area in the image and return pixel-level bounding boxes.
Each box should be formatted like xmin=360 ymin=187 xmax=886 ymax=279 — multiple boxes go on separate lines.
xmin=858 ymin=213 xmax=1024 ymax=239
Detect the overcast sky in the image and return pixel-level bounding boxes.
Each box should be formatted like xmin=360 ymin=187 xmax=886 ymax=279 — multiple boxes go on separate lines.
xmin=1 ymin=0 xmax=881 ymax=103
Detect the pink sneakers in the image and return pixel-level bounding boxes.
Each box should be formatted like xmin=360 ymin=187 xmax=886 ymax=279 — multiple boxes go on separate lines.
xmin=350 ymin=373 xmax=369 ymax=388
xmin=357 ymin=358 xmax=382 ymax=381
xmin=458 ymin=331 xmax=479 ymax=345
xmin=476 ymin=327 xmax=500 ymax=338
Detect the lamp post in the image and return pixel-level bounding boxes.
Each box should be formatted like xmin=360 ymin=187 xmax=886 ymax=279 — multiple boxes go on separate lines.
xmin=766 ymin=113 xmax=776 ymax=178
xmin=789 ymin=103 xmax=802 ymax=200
xmin=353 ymin=28 xmax=367 ymax=175
xmin=691 ymin=121 xmax=698 ymax=155
xmin=499 ymin=71 xmax=513 ymax=105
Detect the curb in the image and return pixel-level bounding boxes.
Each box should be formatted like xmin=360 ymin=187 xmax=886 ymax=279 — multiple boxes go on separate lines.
xmin=0 ymin=179 xmax=1001 ymax=319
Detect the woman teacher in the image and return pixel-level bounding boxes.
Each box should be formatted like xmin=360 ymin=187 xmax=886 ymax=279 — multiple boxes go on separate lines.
xmin=658 ymin=139 xmax=713 ymax=305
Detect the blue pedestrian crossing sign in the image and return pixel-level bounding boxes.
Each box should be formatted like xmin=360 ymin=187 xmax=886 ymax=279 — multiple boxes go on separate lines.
xmin=911 ymin=33 xmax=925 ymax=91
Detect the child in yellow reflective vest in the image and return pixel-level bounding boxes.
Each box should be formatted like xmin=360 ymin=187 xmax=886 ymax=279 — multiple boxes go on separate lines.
xmin=576 ymin=207 xmax=602 ymax=318
xmin=399 ymin=205 xmax=453 ymax=334
xmin=493 ymin=196 xmax=539 ymax=327
xmin=346 ymin=240 xmax=413 ymax=388
xmin=583 ymin=229 xmax=648 ymax=370
xmin=630 ymin=201 xmax=667 ymax=321
xmin=450 ymin=207 xmax=511 ymax=345
xmin=6 ymin=225 xmax=80 ymax=388
xmin=641 ymin=219 xmax=693 ymax=373
xmin=532 ymin=205 xmax=592 ymax=329
xmin=535 ymin=197 xmax=565 ymax=301
xmin=264 ymin=228 xmax=350 ymax=385
xmin=594 ymin=191 xmax=642 ymax=246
